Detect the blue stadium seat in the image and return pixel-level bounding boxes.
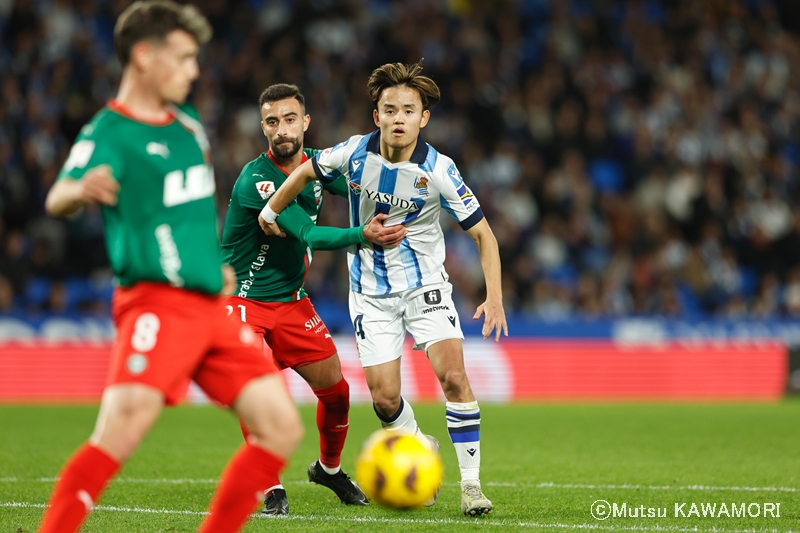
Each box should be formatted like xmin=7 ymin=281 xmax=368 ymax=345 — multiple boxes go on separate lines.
xmin=676 ymin=283 xmax=702 ymax=318
xmin=90 ymin=277 xmax=115 ymax=306
xmin=587 ymin=159 xmax=624 ymax=194
xmin=739 ymin=267 xmax=759 ymax=297
xmin=24 ymin=277 xmax=51 ymax=307
xmin=64 ymin=277 xmax=95 ymax=311
xmin=545 ymin=264 xmax=579 ymax=286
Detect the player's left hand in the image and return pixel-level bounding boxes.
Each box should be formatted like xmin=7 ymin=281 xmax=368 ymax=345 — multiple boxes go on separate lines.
xmin=258 ymin=214 xmax=285 ymax=238
xmin=220 ymin=264 xmax=236 ymax=296
xmin=363 ymin=213 xmax=407 ymax=247
xmin=473 ymin=296 xmax=508 ymax=341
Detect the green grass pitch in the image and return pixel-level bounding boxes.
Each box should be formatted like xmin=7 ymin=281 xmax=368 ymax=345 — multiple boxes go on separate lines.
xmin=1 ymin=401 xmax=799 ymax=532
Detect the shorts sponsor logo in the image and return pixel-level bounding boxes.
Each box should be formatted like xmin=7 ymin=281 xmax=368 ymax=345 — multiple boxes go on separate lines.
xmin=423 ymin=289 xmax=442 ymax=305
xmin=305 ymin=314 xmax=323 ymax=331
xmin=127 ymin=353 xmax=148 ymax=375
xmin=422 ymin=305 xmax=450 ymax=315
xmin=448 ymin=316 xmax=456 ymax=326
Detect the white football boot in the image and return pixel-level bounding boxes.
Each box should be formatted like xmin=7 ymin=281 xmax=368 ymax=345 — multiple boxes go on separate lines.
xmin=460 ymin=480 xmax=492 ymax=516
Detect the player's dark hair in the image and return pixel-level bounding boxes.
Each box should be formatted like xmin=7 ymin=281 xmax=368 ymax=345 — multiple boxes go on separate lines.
xmin=367 ymin=60 xmax=441 ymax=111
xmin=114 ymin=1 xmax=212 ymax=67
xmin=258 ymin=84 xmax=306 ymax=110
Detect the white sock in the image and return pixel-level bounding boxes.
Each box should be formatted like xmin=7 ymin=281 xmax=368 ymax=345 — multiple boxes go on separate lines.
xmin=319 ymin=461 xmax=340 ymax=475
xmin=374 ymin=397 xmax=419 ymax=434
xmin=446 ymin=400 xmax=481 ymax=481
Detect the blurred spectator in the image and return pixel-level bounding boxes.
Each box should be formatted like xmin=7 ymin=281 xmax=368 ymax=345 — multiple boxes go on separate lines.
xmin=2 ymin=0 xmax=800 ymax=321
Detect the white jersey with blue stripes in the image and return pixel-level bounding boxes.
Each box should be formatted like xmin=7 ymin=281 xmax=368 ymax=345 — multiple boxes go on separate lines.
xmin=312 ymin=130 xmax=484 ymax=296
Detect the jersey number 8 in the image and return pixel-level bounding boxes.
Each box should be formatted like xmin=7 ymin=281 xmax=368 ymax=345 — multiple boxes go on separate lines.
xmin=131 ymin=313 xmax=161 ymax=352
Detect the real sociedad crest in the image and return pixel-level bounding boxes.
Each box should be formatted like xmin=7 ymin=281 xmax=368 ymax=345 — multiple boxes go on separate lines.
xmin=414 ymin=176 xmax=430 ymax=196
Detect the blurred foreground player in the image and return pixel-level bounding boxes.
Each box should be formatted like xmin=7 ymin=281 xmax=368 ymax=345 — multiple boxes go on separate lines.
xmin=38 ymin=2 xmax=302 ymax=532
xmin=259 ymin=61 xmax=508 ymax=516
xmin=221 ymin=84 xmax=405 ymax=513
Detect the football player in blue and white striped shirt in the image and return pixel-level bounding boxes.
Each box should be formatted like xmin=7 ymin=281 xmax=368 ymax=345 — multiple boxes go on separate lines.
xmin=259 ymin=61 xmax=508 ymax=516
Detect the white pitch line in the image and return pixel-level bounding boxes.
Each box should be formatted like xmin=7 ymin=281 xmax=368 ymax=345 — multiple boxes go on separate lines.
xmin=1 ymin=501 xmax=795 ymax=533
xmin=518 ymin=483 xmax=800 ymax=493
xmin=2 ymin=478 xmax=798 ymax=493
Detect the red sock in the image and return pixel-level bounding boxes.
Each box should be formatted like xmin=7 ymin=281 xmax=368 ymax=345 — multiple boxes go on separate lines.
xmin=38 ymin=444 xmax=120 ymax=533
xmin=198 ymin=444 xmax=286 ymax=533
xmin=314 ymin=378 xmax=350 ymax=469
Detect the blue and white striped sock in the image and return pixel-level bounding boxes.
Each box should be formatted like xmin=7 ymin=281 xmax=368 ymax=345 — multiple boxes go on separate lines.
xmin=445 ymin=400 xmax=481 ymax=482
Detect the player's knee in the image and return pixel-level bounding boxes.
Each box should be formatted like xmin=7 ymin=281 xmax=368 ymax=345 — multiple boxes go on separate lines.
xmin=91 ymin=386 xmax=162 ymax=461
xmin=372 ymin=395 xmax=401 ymax=417
xmin=276 ymin=406 xmax=304 ymax=451
xmin=439 ymin=367 xmax=469 ymax=393
xmin=248 ymin=406 xmax=303 ymax=455
xmin=90 ymin=411 xmax=155 ymax=462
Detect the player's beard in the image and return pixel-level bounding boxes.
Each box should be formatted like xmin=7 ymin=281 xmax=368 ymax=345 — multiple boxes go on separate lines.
xmin=270 ymin=136 xmax=302 ymax=159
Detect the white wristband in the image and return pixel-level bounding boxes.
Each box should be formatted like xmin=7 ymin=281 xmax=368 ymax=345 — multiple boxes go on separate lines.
xmin=260 ymin=202 xmax=279 ymax=224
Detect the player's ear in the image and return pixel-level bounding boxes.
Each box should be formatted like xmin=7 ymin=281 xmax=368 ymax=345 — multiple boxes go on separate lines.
xmin=303 ymin=114 xmax=310 ymax=132
xmin=130 ymin=40 xmax=155 ymax=72
xmin=373 ymin=109 xmax=379 ymax=127
xmin=419 ymin=109 xmax=430 ymax=129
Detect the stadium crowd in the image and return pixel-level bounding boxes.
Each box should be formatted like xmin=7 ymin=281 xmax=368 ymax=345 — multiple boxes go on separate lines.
xmin=2 ymin=0 xmax=800 ymax=320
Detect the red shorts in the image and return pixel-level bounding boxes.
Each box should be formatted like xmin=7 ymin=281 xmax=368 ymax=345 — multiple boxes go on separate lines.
xmin=109 ymin=283 xmax=277 ymax=406
xmin=226 ymin=296 xmax=337 ymax=370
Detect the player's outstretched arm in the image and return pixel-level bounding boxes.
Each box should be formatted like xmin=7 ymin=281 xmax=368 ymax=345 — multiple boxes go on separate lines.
xmin=466 ymin=218 xmax=509 ymax=341
xmin=278 ymin=205 xmax=407 ymax=250
xmin=45 ymin=165 xmax=120 ymax=217
xmin=322 ymin=175 xmax=349 ymax=199
xmin=258 ymin=159 xmax=317 ymax=236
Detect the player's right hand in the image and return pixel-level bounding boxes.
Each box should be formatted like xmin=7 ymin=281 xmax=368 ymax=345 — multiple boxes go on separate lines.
xmin=363 ymin=214 xmax=407 ymax=247
xmin=258 ymin=215 xmax=286 ymax=237
xmin=79 ymin=165 xmax=120 ymax=206
xmin=220 ymin=264 xmax=236 ymax=296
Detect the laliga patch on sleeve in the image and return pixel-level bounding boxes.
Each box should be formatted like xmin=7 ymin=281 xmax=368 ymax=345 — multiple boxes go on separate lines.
xmin=317 ymin=148 xmax=332 ymax=165
xmin=255 ymin=180 xmax=275 ymax=199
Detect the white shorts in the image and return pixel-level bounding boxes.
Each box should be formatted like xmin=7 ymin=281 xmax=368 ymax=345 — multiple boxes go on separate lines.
xmin=348 ymin=282 xmax=465 ymax=367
